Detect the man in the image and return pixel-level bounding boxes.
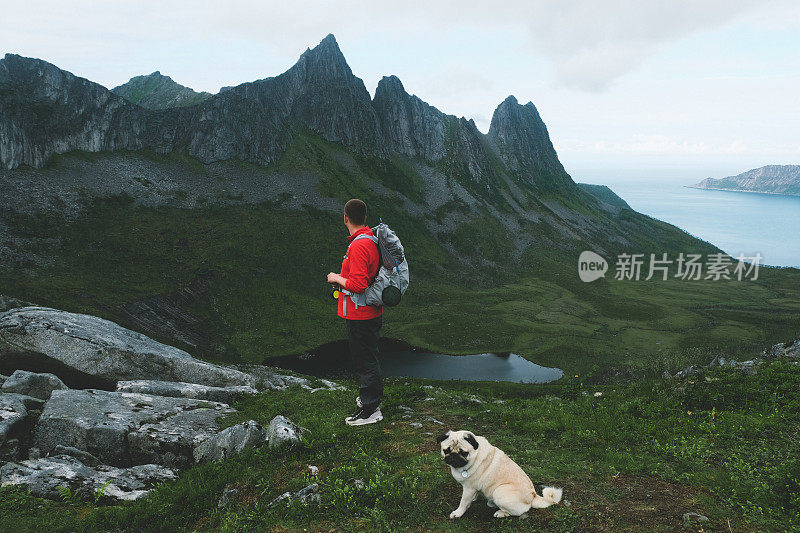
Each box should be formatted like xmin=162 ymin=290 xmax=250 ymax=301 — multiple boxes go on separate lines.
xmin=327 ymin=199 xmax=384 ymax=426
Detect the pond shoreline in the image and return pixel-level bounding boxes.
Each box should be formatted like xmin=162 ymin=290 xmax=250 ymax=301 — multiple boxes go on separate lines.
xmin=266 ymin=338 xmax=562 ymax=384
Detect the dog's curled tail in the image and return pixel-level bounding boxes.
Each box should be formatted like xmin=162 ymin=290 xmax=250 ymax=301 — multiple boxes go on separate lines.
xmin=530 ymin=486 xmax=563 ymax=509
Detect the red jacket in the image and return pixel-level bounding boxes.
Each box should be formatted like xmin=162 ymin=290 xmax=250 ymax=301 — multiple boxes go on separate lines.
xmin=338 ymin=226 xmax=383 ymax=320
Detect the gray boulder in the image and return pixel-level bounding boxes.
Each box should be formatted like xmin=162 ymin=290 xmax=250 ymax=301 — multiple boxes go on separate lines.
xmin=0 ymin=438 xmax=20 ymax=461
xmin=267 ymin=415 xmax=303 ymax=448
xmin=116 ymin=380 xmax=257 ymax=404
xmin=735 ymin=360 xmax=757 ymax=376
xmin=268 ymin=482 xmax=320 ymax=507
xmin=762 ymin=343 xmax=787 ymax=359
xmin=786 ymin=339 xmax=800 ymax=359
xmin=2 ymin=369 xmax=68 ymax=400
xmin=0 ymin=394 xmax=27 ymax=445
xmin=0 ymin=455 xmax=175 ymax=501
xmin=683 ymin=512 xmax=709 ymax=524
xmin=1 ymin=392 xmax=43 ymax=446
xmin=51 ymin=445 xmax=101 ymax=466
xmin=0 ymin=374 xmax=7 ymax=387
xmin=239 ymin=364 xmax=344 ymax=392
xmin=218 ymin=483 xmax=240 ymax=508
xmin=34 ymin=389 xmax=234 ymax=468
xmin=0 ymin=307 xmax=253 ymax=387
xmin=194 ymin=420 xmax=268 ymax=463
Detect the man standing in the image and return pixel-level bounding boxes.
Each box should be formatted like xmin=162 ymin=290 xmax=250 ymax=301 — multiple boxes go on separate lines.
xmin=327 ymin=199 xmax=384 ymax=426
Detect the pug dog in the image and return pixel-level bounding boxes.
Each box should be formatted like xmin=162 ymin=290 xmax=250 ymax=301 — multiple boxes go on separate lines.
xmin=438 ymin=430 xmax=562 ymax=519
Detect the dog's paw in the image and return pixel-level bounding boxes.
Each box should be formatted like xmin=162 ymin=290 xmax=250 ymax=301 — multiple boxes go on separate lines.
xmin=493 ymin=510 xmax=511 ymax=518
xmin=449 ymin=509 xmax=464 ymax=519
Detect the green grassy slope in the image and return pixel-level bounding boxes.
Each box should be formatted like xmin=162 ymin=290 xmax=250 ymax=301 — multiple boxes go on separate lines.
xmin=2 ymin=360 xmax=798 ymax=531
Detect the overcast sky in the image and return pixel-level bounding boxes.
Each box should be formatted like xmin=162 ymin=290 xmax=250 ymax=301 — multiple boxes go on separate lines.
xmin=2 ymin=0 xmax=799 ymax=182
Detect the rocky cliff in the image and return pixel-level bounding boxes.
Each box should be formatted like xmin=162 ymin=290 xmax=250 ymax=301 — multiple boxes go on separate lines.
xmin=0 ymin=54 xmax=148 ymax=169
xmin=487 ymin=96 xmax=571 ymax=190
xmin=692 ymin=165 xmax=800 ymax=196
xmin=0 ymin=34 xmax=570 ymax=194
xmin=372 ymin=75 xmax=496 ymax=188
xmin=111 ymin=71 xmax=212 ymax=110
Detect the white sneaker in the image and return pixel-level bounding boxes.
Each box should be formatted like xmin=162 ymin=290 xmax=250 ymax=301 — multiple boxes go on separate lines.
xmin=345 ymin=407 xmax=383 ymax=426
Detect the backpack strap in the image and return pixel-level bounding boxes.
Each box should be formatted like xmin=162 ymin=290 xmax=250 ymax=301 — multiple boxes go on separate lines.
xmin=345 ymin=234 xmax=377 ymax=254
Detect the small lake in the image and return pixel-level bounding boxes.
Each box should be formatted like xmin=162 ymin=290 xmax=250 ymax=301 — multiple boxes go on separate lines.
xmin=270 ymin=341 xmax=563 ymax=384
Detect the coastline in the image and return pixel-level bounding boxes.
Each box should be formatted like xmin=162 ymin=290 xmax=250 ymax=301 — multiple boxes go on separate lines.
xmin=685 ymin=185 xmax=800 ymax=198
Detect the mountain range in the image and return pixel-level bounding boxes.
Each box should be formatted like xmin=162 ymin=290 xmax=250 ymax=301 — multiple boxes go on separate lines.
xmin=0 ymin=34 xmax=569 ymax=195
xmin=0 ymin=34 xmax=718 ymax=360
xmin=692 ymin=165 xmax=800 ymax=196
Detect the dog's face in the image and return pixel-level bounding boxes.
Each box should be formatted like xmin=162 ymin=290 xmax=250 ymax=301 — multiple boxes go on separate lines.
xmin=437 ymin=430 xmax=480 ymax=468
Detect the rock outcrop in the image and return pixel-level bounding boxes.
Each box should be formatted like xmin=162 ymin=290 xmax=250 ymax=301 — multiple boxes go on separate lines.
xmin=269 ymin=482 xmax=320 ymax=507
xmin=193 ymin=420 xmax=268 ymax=463
xmin=267 ymin=415 xmax=304 ymax=448
xmin=0 ymin=307 xmax=253 ymax=387
xmin=2 ymin=370 xmax=68 ymax=400
xmin=0 ymin=455 xmax=176 ymax=501
xmin=0 ymin=393 xmax=39 ymax=446
xmin=34 ymin=389 xmax=234 ymax=468
xmin=667 ymin=336 xmax=800 ymax=380
xmin=0 ymin=305 xmax=337 ymax=503
xmin=115 ymin=380 xmax=257 ymax=404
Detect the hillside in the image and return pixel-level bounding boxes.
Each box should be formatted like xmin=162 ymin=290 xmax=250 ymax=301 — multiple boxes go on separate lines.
xmin=577 ymin=183 xmax=631 ymax=210
xmin=4 ymin=350 xmax=800 ymax=531
xmin=111 ymin=71 xmax=212 ymax=109
xmin=1 ymin=35 xmax=798 ymax=375
xmin=692 ymin=165 xmax=800 ymax=196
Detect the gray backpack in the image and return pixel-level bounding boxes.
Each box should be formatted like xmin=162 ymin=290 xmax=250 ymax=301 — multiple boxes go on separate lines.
xmin=342 ymin=223 xmax=410 ymax=315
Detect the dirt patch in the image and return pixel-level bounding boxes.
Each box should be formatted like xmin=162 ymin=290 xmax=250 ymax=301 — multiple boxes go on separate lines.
xmin=569 ymin=474 xmax=749 ymax=532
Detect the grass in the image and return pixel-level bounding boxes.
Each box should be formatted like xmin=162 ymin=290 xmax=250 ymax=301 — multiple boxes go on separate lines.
xmin=2 ymin=359 xmax=798 ymax=531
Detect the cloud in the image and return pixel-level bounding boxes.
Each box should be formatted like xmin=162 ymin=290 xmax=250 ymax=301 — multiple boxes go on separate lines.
xmin=513 ymin=0 xmax=765 ymax=91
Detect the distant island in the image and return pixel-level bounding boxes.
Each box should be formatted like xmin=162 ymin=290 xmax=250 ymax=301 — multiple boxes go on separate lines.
xmin=691 ymin=165 xmax=800 ymax=196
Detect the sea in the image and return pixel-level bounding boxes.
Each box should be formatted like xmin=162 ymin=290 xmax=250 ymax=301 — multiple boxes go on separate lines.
xmin=592 ymin=177 xmax=800 ymax=268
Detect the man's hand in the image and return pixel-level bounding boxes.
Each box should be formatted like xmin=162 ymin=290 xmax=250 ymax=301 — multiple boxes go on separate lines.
xmin=327 ymin=272 xmax=347 ymax=287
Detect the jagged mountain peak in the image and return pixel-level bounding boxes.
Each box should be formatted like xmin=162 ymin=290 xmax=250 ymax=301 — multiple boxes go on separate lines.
xmin=500 ymin=94 xmax=519 ymax=106
xmin=375 ymin=74 xmax=405 ymax=94
xmin=294 ymin=33 xmax=352 ymax=80
xmin=488 ymin=94 xmax=567 ymax=184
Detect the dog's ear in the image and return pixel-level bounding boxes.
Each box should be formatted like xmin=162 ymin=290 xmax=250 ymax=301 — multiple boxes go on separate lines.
xmin=436 ymin=431 xmax=450 ymax=444
xmin=464 ymin=432 xmax=479 ymax=449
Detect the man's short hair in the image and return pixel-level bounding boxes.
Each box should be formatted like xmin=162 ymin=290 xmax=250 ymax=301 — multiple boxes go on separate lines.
xmin=344 ymin=199 xmax=367 ymax=226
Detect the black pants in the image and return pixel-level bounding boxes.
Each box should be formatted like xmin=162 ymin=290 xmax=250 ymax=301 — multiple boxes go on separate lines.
xmin=346 ymin=315 xmax=383 ymax=410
